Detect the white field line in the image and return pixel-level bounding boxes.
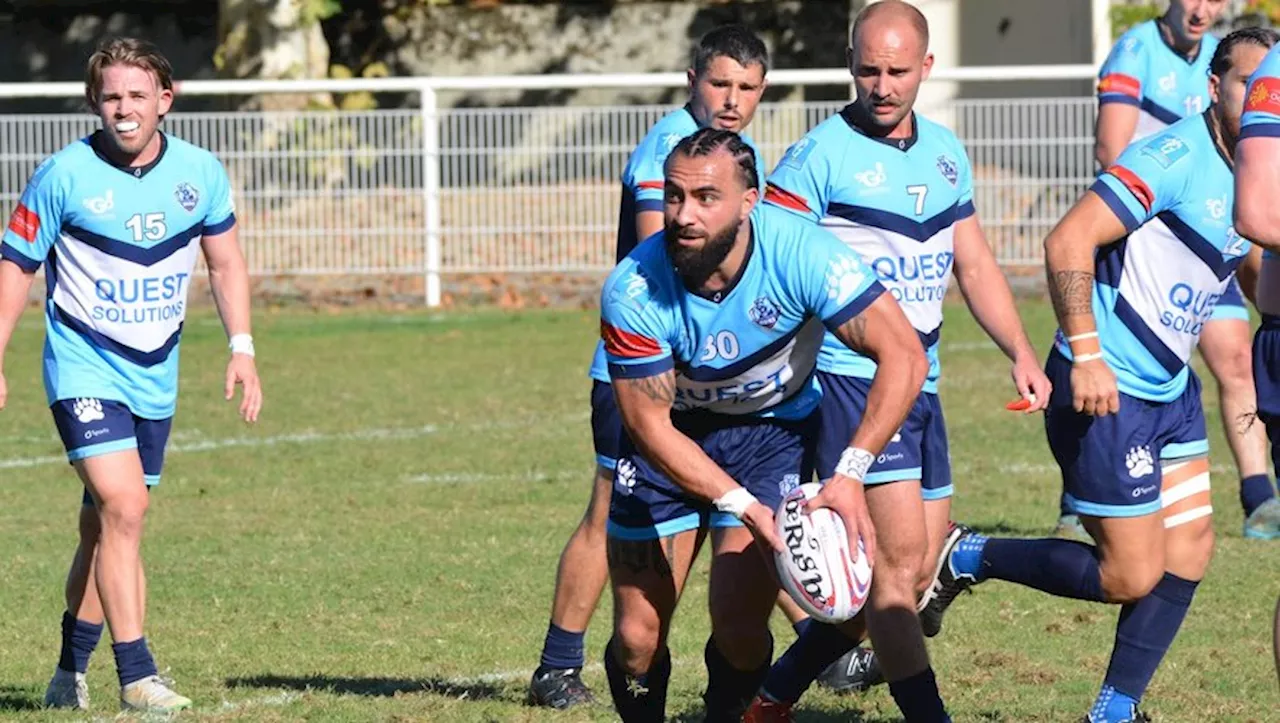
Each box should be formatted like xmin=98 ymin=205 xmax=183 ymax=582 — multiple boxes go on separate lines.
xmin=0 ymin=416 xmax=583 ymax=472
xmin=405 ymin=471 xmax=579 ymax=484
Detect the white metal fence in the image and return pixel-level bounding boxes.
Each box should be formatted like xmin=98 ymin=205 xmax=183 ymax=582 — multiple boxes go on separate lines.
xmin=0 ymin=68 xmax=1098 ymax=305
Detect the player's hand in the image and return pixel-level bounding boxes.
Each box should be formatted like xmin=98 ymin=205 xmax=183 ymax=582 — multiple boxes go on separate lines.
xmin=1071 ymin=357 xmax=1119 ymax=417
xmin=225 ymin=353 xmax=263 ymax=423
xmin=803 ymin=474 xmax=877 ymax=569
xmin=1011 ymin=352 xmax=1051 ymax=413
xmin=740 ymin=501 xmax=784 ymax=555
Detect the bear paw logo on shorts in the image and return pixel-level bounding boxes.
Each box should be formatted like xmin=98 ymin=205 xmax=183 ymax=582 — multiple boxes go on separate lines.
xmin=73 ymin=398 xmax=104 ymax=424
xmin=1126 ymin=446 xmax=1154 ymax=479
xmin=615 ymin=458 xmax=637 ymax=495
xmin=778 ymin=473 xmax=800 ymax=497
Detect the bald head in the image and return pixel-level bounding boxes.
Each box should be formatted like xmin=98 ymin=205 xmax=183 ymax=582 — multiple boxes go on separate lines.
xmin=850 ymin=0 xmax=929 ymax=52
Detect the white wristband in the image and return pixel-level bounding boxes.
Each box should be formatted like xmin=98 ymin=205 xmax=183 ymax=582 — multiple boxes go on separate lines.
xmin=1073 ymin=352 xmax=1103 ymax=363
xmin=835 ymin=447 xmax=875 ymax=481
xmin=713 ymin=487 xmax=758 ymax=520
xmin=229 ymin=333 xmax=255 ymax=357
xmin=1066 ymin=331 xmax=1099 ymax=343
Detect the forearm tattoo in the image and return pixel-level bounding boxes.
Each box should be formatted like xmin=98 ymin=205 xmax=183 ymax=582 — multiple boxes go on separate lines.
xmin=1049 ymin=270 xmax=1095 ymax=319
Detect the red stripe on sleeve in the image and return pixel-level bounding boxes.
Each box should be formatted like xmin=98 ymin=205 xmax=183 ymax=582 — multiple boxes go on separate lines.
xmin=1097 ymin=73 xmax=1141 ymax=99
xmin=764 ymin=183 xmax=813 ymax=214
xmin=602 ymin=320 xmax=663 ymax=359
xmin=637 ymin=180 xmax=664 ymax=191
xmin=1106 ymin=165 xmax=1153 ymax=214
xmin=6 ymin=203 xmax=39 ymax=243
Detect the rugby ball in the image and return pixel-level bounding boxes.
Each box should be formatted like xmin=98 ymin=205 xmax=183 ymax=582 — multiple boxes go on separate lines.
xmin=774 ymin=482 xmax=872 ymax=623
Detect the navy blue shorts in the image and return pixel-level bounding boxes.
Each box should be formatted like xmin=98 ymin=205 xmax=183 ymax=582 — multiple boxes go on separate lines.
xmin=1209 ymin=276 xmax=1249 ymax=322
xmin=814 ymin=372 xmax=953 ymax=500
xmin=1252 ymin=315 xmax=1280 ymax=473
xmin=1043 ymin=350 xmax=1207 ymax=518
xmin=50 ymin=398 xmax=173 ymax=506
xmin=608 ymin=414 xmax=816 ymax=540
xmin=591 ymin=380 xmax=624 ymax=471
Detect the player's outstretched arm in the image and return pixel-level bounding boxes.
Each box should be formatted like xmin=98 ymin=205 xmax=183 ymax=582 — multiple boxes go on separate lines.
xmin=805 ymin=293 xmax=927 ymax=567
xmin=1044 ymin=191 xmax=1128 ymax=417
xmin=612 ymin=370 xmax=783 ymax=553
xmin=1235 ymin=136 xmax=1280 ymax=252
xmin=202 ymin=227 xmax=262 ymax=423
xmin=0 ymin=260 xmax=35 ymax=410
xmin=953 ymin=215 xmax=1052 ymax=412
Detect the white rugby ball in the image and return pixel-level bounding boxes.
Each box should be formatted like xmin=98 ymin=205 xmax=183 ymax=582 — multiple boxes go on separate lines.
xmin=774 ymin=482 xmax=872 ymax=623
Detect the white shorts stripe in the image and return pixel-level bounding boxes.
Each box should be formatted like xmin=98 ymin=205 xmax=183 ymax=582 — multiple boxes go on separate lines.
xmin=1163 ymin=505 xmax=1213 ymax=528
xmin=1161 ymin=472 xmax=1211 ymax=507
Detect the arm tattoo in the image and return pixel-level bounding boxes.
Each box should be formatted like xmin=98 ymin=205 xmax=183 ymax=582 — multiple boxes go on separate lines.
xmin=619 ymin=371 xmax=676 ymax=405
xmin=836 ymin=314 xmax=870 ymax=354
xmin=607 ymin=535 xmax=678 ymax=577
xmin=1048 ymin=270 xmax=1095 ymax=319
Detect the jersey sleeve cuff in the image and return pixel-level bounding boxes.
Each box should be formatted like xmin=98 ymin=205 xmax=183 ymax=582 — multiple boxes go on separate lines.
xmin=0 ymin=241 xmax=42 ymax=272
xmin=608 ymin=356 xmax=674 ymax=379
xmin=634 ymin=199 xmax=664 ymax=213
xmin=1239 ymin=123 xmax=1280 ymax=139
xmin=822 ymin=280 xmax=886 ymax=332
xmin=204 ymin=213 xmax=236 ymax=236
xmin=1098 ymin=94 xmax=1141 ymax=107
xmin=956 ymin=199 xmax=975 ymax=220
xmin=1090 ymin=179 xmax=1141 ymax=233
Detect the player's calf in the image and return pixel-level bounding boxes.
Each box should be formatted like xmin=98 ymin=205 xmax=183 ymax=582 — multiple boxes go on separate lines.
xmin=704 ymin=528 xmax=778 ymax=722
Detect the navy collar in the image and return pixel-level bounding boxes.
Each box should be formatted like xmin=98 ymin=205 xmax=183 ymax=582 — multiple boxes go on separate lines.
xmin=89 ymin=130 xmax=168 ymax=179
xmin=841 ymin=104 xmax=918 ymax=152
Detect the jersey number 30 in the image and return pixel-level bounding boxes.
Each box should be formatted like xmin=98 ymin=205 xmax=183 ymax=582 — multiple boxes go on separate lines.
xmin=125 ymin=213 xmax=167 ymax=243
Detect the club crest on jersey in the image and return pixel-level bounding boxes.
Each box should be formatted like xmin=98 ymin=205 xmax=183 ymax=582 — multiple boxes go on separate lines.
xmin=782 ymin=137 xmax=816 ymax=170
xmin=749 ymin=296 xmax=781 ymax=329
xmin=174 ymin=182 xmax=199 ymax=212
xmin=936 ymin=155 xmax=958 ymax=187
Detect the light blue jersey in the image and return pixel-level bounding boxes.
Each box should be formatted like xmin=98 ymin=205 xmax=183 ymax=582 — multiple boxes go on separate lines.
xmin=1241 ymin=44 xmax=1280 ymax=261
xmin=1070 ymin=113 xmax=1249 ymax=403
xmin=588 ymin=106 xmax=765 ymax=383
xmin=764 ymin=108 xmax=974 ymax=394
xmin=1098 ymin=20 xmax=1217 ymax=144
xmin=600 ymin=202 xmax=885 ymax=422
xmin=1 ymin=132 xmax=236 ymax=419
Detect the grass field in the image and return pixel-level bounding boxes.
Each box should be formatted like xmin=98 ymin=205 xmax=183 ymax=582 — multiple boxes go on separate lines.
xmin=0 ymin=300 xmax=1276 ymax=722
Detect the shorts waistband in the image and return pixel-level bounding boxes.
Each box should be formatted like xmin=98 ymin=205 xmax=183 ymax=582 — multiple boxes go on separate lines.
xmin=1262 ymin=314 xmax=1280 ymax=331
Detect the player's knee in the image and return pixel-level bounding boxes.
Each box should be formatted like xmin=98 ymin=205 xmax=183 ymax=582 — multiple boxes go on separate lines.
xmin=96 ymin=492 xmax=149 ymax=537
xmin=870 ymin=546 xmax=929 ymax=606
xmin=1099 ymin=560 xmax=1163 ymax=604
xmin=614 ymin=615 xmax=663 ymax=672
xmin=1169 ymin=517 xmax=1216 ymax=580
xmin=1210 ymin=344 xmax=1254 ymax=389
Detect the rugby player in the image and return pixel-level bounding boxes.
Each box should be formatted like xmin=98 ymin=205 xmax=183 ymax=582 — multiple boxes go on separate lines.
xmin=923 ymin=28 xmax=1276 ymax=723
xmin=744 ymin=3 xmax=1050 ymax=719
xmin=530 ymin=24 xmax=865 ymax=708
xmin=0 ymin=37 xmax=262 ymax=712
xmin=1084 ymin=0 xmax=1280 ymax=541
xmin=599 ymin=128 xmax=929 ymax=722
xmin=1230 ymin=28 xmax=1280 ymax=693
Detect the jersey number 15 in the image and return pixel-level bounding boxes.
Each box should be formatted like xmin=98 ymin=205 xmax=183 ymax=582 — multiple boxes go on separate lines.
xmin=125 ymin=213 xmax=167 ymax=243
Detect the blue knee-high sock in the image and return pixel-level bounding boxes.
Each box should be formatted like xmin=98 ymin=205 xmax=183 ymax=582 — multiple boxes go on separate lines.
xmin=57 ymin=611 xmax=103 ymax=674
xmin=112 ymin=638 xmax=158 ymax=688
xmin=537 ymin=622 xmax=586 ymax=672
xmin=702 ymin=634 xmax=772 ymax=723
xmin=953 ymin=534 xmax=1106 ymax=602
xmin=1089 ymin=573 xmax=1199 ymax=722
xmin=604 ymin=637 xmax=670 ymax=723
xmin=888 ymin=667 xmax=951 ymax=723
xmin=1240 ymin=474 xmax=1277 ymax=516
xmin=761 ymin=621 xmax=858 ymax=704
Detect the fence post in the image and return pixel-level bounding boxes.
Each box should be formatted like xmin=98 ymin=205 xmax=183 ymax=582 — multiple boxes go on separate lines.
xmin=421 ymin=82 xmax=442 ymax=307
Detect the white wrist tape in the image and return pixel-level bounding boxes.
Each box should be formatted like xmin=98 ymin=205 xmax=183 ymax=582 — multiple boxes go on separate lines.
xmin=713 ymin=487 xmax=758 ymax=519
xmin=1073 ymin=352 xmax=1103 ymax=363
xmin=835 ymin=447 xmax=875 ymax=481
xmin=1065 ymin=331 xmax=1099 ymax=343
xmin=229 ymin=334 xmax=255 ymax=357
